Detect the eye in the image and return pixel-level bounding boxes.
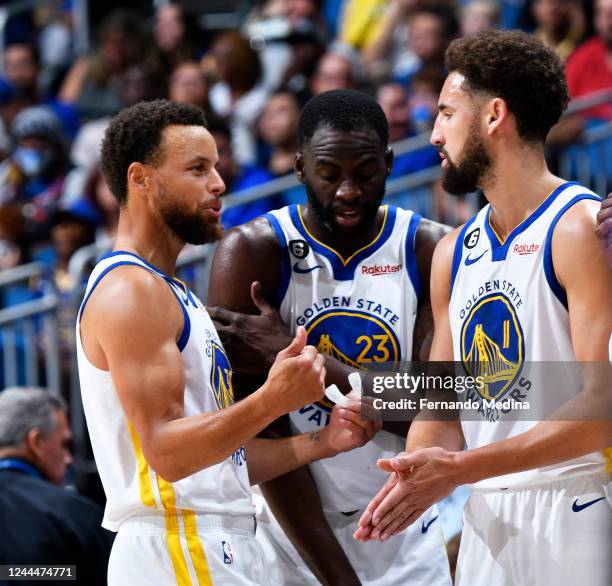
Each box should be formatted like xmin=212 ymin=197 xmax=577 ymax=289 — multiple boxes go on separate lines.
xmin=320 ymin=173 xmax=337 ymax=183
xmin=358 ymin=169 xmax=376 ymax=179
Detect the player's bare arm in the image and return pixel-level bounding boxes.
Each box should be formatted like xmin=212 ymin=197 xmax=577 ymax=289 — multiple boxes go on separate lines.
xmin=247 ymin=400 xmax=381 ymax=485
xmin=80 ymin=264 xmax=329 ymax=482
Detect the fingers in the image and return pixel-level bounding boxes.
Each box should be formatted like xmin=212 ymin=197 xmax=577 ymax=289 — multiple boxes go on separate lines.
xmin=377 ymin=449 xmax=429 ymax=473
xmin=337 ymin=404 xmax=379 ymax=435
xmin=357 ymin=472 xmax=399 ymax=529
xmin=372 ymin=497 xmax=415 ymax=539
xmin=377 ymin=458 xmax=397 ymax=473
xmin=596 ymin=216 xmax=612 ymax=238
xmin=277 ymin=326 xmax=307 ymax=359
xmin=378 ymin=508 xmax=424 ymax=541
xmin=353 ymin=524 xmax=374 ymax=542
xmin=206 ymin=306 xmax=236 ymax=325
xmin=371 ymin=478 xmax=414 ymax=527
xmin=250 ymin=281 xmax=272 ymax=314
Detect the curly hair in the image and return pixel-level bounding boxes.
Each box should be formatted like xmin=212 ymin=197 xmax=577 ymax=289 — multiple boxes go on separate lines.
xmin=100 ymin=100 xmax=208 ymax=204
xmin=445 ymin=30 xmax=569 ymax=142
xmin=298 ymin=89 xmax=389 ymax=148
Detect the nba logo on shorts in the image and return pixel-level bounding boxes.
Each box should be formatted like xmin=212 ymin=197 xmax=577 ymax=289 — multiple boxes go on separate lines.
xmin=222 ymin=540 xmax=234 ymax=564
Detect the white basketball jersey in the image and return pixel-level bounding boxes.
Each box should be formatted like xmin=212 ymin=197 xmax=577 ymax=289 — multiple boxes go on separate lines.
xmin=266 ymin=205 xmax=421 ymax=511
xmin=449 ymin=182 xmax=610 ymax=489
xmin=76 ymin=251 xmax=253 ymax=531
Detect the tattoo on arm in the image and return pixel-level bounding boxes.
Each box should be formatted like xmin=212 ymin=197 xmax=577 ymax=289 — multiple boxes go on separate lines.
xmin=309 ymin=431 xmax=320 ymax=443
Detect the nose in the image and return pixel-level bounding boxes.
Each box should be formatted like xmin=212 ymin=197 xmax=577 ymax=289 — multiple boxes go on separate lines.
xmin=430 ymin=118 xmax=445 ymax=149
xmin=335 ymin=178 xmax=361 ymax=204
xmin=209 ymin=168 xmax=226 ymax=198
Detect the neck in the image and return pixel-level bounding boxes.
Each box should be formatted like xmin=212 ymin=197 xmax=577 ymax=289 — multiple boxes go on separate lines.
xmin=0 ymin=448 xmax=33 ymax=464
xmin=481 ymin=143 xmax=564 ymax=240
xmin=113 ymin=207 xmax=183 ymax=276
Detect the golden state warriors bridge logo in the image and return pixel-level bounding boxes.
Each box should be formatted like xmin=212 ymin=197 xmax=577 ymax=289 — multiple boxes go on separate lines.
xmin=210 ymin=342 xmax=234 ymax=409
xmin=461 ymin=293 xmax=524 ymax=401
xmin=306 ymin=309 xmax=400 ymax=410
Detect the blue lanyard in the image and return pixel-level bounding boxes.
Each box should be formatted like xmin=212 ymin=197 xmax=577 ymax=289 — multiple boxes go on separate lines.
xmin=0 ymin=458 xmax=44 ymax=479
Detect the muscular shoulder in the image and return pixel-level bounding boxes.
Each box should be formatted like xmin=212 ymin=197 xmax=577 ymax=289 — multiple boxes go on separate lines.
xmin=412 ymin=218 xmax=452 ymax=295
xmin=208 ymin=216 xmax=282 ymax=308
xmin=415 ymin=218 xmax=452 ymax=255
xmin=81 ymin=266 xmax=183 ymax=359
xmin=218 ymin=216 xmax=280 ymax=258
xmin=551 ymin=199 xmax=602 ymax=286
xmin=431 ymin=225 xmax=465 ymax=294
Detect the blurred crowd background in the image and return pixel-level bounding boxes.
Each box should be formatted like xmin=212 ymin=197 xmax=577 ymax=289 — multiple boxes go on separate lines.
xmin=0 ymin=0 xmax=610 ymax=503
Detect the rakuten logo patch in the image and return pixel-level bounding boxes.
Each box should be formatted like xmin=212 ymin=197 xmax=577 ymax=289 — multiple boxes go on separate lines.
xmin=361 ymin=264 xmax=403 ymax=276
xmin=512 ymin=243 xmax=540 ymax=255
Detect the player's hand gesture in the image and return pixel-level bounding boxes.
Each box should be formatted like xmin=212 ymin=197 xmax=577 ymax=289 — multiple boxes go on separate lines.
xmin=355 ymin=447 xmax=463 ymax=542
xmin=321 ymin=398 xmax=382 ymax=455
xmin=208 ymin=281 xmax=293 ymax=374
xmin=265 ymin=326 xmax=326 ymax=414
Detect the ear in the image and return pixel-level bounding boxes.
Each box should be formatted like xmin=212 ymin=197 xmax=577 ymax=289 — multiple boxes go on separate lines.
xmin=485 ymin=98 xmax=509 ymax=137
xmin=294 ymin=152 xmax=306 ymax=184
xmin=126 ymin=162 xmax=151 ymax=196
xmin=25 ymin=427 xmax=44 ymax=459
xmin=384 ymin=146 xmax=394 ymax=177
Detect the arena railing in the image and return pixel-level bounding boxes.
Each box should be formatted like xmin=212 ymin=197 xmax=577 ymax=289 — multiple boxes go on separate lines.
xmin=0 ymin=292 xmax=60 ymax=393
xmin=0 ymin=260 xmax=61 ymax=392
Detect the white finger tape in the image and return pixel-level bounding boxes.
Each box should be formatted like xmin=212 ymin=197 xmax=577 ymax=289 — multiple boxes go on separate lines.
xmin=324 ymin=384 xmax=352 ymax=407
xmin=348 ymin=372 xmax=362 ymax=398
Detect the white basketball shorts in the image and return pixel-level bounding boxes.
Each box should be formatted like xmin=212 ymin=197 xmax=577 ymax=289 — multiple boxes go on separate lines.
xmin=108 ymin=512 xmax=267 ymax=585
xmin=253 ymin=491 xmax=452 ymax=586
xmin=456 ymin=472 xmax=612 ymax=586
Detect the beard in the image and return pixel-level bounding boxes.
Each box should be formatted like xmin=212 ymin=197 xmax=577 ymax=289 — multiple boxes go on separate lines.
xmin=305 ymin=183 xmax=385 ymax=234
xmin=441 ymin=123 xmax=493 ymax=196
xmin=156 ymin=187 xmax=222 ymax=245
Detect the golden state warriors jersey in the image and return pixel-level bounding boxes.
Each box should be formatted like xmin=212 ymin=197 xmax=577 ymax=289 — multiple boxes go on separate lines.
xmin=449 ymin=182 xmax=609 ymax=489
xmin=265 ymin=205 xmax=421 ymax=511
xmin=76 ymin=251 xmax=254 ymax=531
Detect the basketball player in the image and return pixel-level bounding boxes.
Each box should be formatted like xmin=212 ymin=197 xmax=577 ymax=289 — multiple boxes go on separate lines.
xmin=76 ymin=100 xmax=379 ymax=586
xmin=355 ymin=31 xmax=612 ymax=585
xmin=208 ymin=90 xmax=452 ymax=585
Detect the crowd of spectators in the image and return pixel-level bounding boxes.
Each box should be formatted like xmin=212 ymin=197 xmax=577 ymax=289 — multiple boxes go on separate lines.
xmin=0 ymin=0 xmax=610 ymax=380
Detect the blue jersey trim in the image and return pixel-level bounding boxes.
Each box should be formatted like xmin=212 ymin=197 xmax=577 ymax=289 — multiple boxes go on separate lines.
xmin=264 ymin=212 xmax=291 ymax=307
xmin=78 ymin=260 xmax=191 ymax=352
xmin=166 ymin=283 xmax=191 ymax=351
xmin=101 ymin=250 xmax=186 ymax=288
xmin=485 ymin=182 xmax=578 ymax=261
xmin=288 ymin=204 xmax=398 ymax=281
xmin=451 ymin=216 xmax=478 ymax=295
xmin=543 ymin=194 xmax=601 ymax=310
xmin=405 ymin=213 xmax=422 ymax=299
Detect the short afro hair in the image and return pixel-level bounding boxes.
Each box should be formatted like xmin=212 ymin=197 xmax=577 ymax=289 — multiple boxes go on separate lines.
xmin=100 ymin=99 xmax=208 ymax=205
xmin=298 ymin=89 xmax=389 ymax=149
xmin=445 ymin=30 xmax=569 ymax=143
